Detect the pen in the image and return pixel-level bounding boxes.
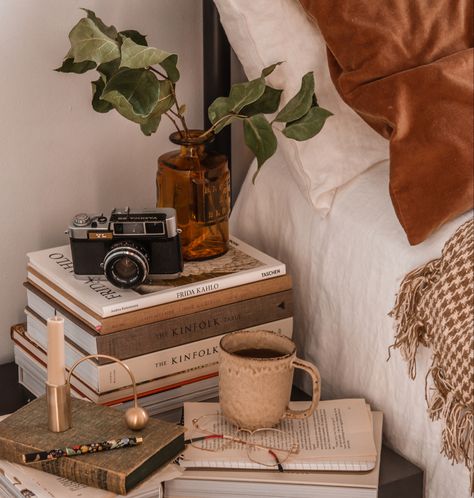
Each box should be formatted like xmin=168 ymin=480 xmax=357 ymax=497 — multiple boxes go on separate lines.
xmin=22 ymin=436 xmax=143 ymax=463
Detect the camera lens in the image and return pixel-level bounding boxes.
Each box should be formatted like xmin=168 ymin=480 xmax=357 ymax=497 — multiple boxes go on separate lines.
xmin=102 ymin=242 xmax=150 ymax=289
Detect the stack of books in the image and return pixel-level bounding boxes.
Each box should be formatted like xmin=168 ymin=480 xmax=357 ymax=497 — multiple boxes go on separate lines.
xmin=12 ymin=236 xmax=293 ymax=419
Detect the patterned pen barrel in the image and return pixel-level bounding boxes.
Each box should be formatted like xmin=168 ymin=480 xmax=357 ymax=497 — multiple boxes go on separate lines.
xmin=22 ymin=436 xmax=143 ymax=463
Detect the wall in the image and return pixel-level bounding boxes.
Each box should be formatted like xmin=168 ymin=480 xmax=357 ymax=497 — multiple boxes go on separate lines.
xmin=0 ymin=0 xmax=203 ymax=364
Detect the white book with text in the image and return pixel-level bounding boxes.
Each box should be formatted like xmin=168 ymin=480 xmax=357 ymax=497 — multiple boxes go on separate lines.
xmin=27 ymin=236 xmax=286 ymax=318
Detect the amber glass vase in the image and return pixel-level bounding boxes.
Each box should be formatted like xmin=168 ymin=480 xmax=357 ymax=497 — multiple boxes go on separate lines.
xmin=157 ymin=130 xmax=230 ymax=261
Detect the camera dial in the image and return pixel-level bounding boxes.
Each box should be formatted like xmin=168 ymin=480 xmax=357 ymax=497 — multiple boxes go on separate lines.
xmin=102 ymin=241 xmax=150 ymax=289
xmin=73 ymin=213 xmax=91 ymax=227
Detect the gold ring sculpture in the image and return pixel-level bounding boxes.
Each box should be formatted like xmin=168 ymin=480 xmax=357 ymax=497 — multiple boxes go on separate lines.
xmin=67 ymin=354 xmax=150 ymax=431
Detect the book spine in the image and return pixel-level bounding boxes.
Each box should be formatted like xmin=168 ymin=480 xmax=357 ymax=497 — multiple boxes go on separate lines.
xmin=12 ymin=318 xmax=293 ymax=394
xmin=100 ymin=262 xmax=286 ymax=317
xmin=20 ymin=310 xmax=293 ymax=391
xmin=27 ymin=288 xmax=293 ymax=361
xmin=26 ymin=272 xmax=292 ymax=335
xmin=12 ymin=336 xmax=220 ymax=405
xmin=27 ymin=272 xmax=103 ymax=330
xmin=0 ymin=439 xmax=126 ymax=494
xmin=99 ymin=274 xmax=292 ymax=333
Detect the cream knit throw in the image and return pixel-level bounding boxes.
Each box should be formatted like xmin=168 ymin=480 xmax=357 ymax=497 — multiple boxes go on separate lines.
xmin=390 ymin=219 xmax=474 ymax=491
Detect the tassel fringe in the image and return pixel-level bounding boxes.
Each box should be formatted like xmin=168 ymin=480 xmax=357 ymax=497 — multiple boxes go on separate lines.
xmin=426 ymin=366 xmax=474 ymax=494
xmin=389 ymin=259 xmax=441 ymax=379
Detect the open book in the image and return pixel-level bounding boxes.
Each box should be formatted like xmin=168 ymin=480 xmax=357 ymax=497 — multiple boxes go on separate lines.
xmin=180 ymin=399 xmax=378 ymax=472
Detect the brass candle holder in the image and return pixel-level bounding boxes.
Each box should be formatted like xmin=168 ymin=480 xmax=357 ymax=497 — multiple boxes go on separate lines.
xmin=47 ymin=354 xmax=149 ymax=433
xmin=46 ymin=382 xmax=71 ymax=432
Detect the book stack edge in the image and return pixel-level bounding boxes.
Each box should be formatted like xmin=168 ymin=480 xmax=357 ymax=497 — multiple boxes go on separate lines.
xmin=13 ymin=236 xmax=293 ymax=418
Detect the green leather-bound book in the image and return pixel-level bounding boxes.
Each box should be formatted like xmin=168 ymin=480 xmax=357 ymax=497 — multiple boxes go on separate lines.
xmin=0 ymin=396 xmax=185 ymax=495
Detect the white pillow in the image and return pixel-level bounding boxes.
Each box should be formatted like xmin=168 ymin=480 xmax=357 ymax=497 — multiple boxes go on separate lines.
xmin=214 ymin=0 xmax=389 ymax=214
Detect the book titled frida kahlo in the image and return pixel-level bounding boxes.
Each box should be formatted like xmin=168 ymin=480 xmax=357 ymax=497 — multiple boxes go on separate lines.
xmin=27 ymin=236 xmax=286 ymax=324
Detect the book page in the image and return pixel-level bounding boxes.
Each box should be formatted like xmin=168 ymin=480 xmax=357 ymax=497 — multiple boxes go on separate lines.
xmin=181 ymin=400 xmax=377 ymax=470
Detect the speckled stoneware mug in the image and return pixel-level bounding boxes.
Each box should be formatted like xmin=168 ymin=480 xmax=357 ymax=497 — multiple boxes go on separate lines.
xmin=219 ymin=330 xmax=321 ymax=430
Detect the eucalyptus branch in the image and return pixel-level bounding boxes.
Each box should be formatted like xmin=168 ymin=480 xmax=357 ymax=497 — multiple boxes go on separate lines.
xmin=168 ymin=108 xmax=182 ymax=119
xmin=165 ymin=112 xmax=183 ymax=136
xmin=150 ymin=66 xmax=189 ymax=136
xmin=170 ymin=84 xmax=189 ymax=137
xmin=200 ymin=113 xmax=247 ymax=139
xmin=57 ymin=10 xmax=331 ymax=173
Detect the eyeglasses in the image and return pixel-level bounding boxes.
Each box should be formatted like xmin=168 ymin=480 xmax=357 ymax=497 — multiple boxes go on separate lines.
xmin=185 ymin=413 xmax=299 ymax=471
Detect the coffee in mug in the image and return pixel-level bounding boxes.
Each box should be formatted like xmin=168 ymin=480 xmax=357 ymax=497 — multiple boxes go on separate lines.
xmin=219 ymin=330 xmax=321 ymax=430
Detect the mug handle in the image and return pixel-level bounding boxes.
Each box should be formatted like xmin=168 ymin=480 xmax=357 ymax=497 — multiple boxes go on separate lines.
xmin=284 ymin=358 xmax=321 ymax=419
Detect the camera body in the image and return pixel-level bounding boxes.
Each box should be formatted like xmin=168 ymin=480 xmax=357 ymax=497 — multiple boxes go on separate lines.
xmin=67 ymin=207 xmax=183 ymax=289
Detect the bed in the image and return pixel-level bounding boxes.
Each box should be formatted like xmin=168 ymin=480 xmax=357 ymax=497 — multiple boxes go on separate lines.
xmin=206 ymin=1 xmax=473 ymax=497
xmin=231 ymin=153 xmax=471 ymax=498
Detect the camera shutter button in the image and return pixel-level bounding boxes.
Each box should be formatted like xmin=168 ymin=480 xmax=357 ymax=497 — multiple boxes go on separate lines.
xmin=73 ymin=213 xmax=91 ymax=227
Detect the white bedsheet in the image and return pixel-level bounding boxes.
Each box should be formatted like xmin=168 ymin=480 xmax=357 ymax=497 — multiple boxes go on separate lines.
xmin=230 ymin=153 xmax=472 ymax=498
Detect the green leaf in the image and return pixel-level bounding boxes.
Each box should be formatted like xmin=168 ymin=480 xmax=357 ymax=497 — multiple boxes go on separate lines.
xmin=138 ymin=80 xmax=174 ymax=135
xmin=120 ymin=36 xmax=173 ymax=69
xmin=159 ymin=54 xmax=180 ymax=83
xmin=140 ymin=115 xmax=161 ymax=135
xmin=208 ymin=96 xmax=231 ymax=124
xmin=275 ymin=72 xmax=314 ymax=123
xmin=282 ymin=106 xmax=333 ymax=141
xmin=80 ymin=9 xmax=118 ymax=39
xmin=55 ymin=57 xmax=96 ymax=74
xmin=91 ymin=78 xmax=113 ymax=113
xmin=68 ymin=18 xmax=120 ymax=64
xmin=261 ymin=61 xmax=283 ymax=78
xmin=208 ymin=77 xmax=266 ymax=132
xmin=241 ymin=86 xmax=282 ymax=116
xmin=119 ymin=37 xmax=180 ymax=82
xmin=207 ymin=96 xmax=238 ymax=133
xmin=150 ymin=79 xmax=174 ymax=116
xmin=102 ymin=68 xmax=160 ymax=116
xmin=119 ymin=30 xmax=148 ymax=46
xmin=227 ymin=77 xmax=265 ymax=113
xmin=243 ymin=114 xmax=277 ymax=170
xmin=97 ymin=58 xmax=121 ymax=80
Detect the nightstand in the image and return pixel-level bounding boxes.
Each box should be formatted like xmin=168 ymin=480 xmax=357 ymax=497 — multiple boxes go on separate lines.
xmin=0 ymin=362 xmax=423 ymax=498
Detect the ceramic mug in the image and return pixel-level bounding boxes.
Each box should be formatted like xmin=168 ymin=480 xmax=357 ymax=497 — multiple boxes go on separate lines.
xmin=219 ymin=330 xmax=321 ymax=430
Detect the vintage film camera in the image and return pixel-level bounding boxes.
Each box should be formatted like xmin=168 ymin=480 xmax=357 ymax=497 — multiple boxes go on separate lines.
xmin=67 ymin=207 xmax=183 ymax=289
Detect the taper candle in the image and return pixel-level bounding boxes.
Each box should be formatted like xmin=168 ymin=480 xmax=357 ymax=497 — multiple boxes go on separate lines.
xmin=47 ymin=316 xmax=66 ymax=386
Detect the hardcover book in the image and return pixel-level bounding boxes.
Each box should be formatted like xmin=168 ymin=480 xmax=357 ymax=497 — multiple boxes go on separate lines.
xmin=25 ymin=275 xmax=292 ymax=335
xmin=25 ymin=286 xmax=293 ymax=361
xmin=0 ymin=397 xmax=185 ymax=495
xmin=13 ymin=316 xmax=292 ymax=392
xmin=0 ymin=455 xmax=165 ymax=498
xmin=13 ymin=317 xmax=292 ymax=404
xmin=13 ymin=336 xmax=220 ymax=405
xmin=26 ymin=236 xmax=286 ymax=320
